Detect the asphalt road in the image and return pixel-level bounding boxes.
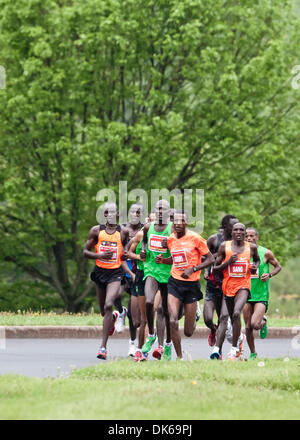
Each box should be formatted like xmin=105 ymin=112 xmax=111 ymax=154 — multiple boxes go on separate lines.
xmin=0 ymin=338 xmax=299 ymax=378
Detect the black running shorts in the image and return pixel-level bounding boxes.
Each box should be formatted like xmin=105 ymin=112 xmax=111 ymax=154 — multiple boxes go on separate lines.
xmin=90 ymin=266 xmax=123 ymax=289
xmin=134 ymin=269 xmax=145 ymax=297
xmin=168 ymin=276 xmax=203 ymax=304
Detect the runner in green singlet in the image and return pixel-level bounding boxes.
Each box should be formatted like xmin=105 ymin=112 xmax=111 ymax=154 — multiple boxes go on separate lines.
xmin=244 ymin=228 xmax=282 ymax=359
xmin=140 ymin=200 xmax=173 ymax=360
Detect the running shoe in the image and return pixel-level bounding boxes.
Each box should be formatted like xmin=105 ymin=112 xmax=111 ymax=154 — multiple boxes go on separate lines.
xmin=152 ymin=345 xmax=164 ymax=360
xmin=162 ymin=344 xmax=172 ymax=361
xmin=128 ymin=340 xmax=137 ymax=357
xmin=210 ymin=347 xmax=221 ymax=360
xmin=134 ymin=350 xmax=143 ymax=362
xmin=259 ymin=316 xmax=268 ymax=339
xmin=141 ymin=334 xmax=157 ymax=353
xmin=236 ymin=333 xmax=246 ymax=358
xmin=227 ymin=347 xmax=239 ymax=361
xmin=208 ymin=326 xmax=217 ymax=347
xmin=108 ymin=311 xmax=119 ymax=336
xmin=97 ymin=347 xmax=107 ymax=360
xmin=249 ymin=352 xmax=258 ymax=360
xmin=115 ymin=306 xmax=127 ymax=333
xmin=140 ymin=352 xmax=148 ymax=361
xmin=196 ymin=302 xmax=201 ymax=322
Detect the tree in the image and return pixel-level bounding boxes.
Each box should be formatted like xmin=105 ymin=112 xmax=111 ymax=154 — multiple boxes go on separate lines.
xmin=0 ymin=0 xmax=299 ymax=311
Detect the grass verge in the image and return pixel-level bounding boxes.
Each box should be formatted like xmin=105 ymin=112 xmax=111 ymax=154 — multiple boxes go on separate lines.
xmin=0 ymin=358 xmax=299 ymax=420
xmin=0 ymin=311 xmax=298 ymax=327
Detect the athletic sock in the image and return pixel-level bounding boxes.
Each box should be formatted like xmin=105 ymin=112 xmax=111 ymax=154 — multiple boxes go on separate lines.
xmin=165 ymin=341 xmax=172 ymax=346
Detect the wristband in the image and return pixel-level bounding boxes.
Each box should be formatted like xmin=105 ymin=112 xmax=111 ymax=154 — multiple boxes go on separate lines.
xmin=269 ymin=273 xmax=273 ymax=278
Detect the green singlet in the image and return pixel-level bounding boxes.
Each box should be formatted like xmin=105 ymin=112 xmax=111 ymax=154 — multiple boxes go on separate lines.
xmin=249 ymin=245 xmax=270 ymax=302
xmin=143 ymin=221 xmax=172 ymax=284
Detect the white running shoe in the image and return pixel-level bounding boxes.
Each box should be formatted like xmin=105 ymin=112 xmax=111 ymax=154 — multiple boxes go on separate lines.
xmin=195 ymin=301 xmax=201 ymax=322
xmin=115 ymin=306 xmax=127 ymax=333
xmin=225 ymin=317 xmax=233 ymax=344
xmin=227 ymin=346 xmax=239 ymax=361
xmin=128 ymin=339 xmax=137 ymax=357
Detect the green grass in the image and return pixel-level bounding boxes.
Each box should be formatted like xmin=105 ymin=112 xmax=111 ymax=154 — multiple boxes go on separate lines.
xmin=0 ymin=359 xmax=299 ymax=420
xmin=0 ymin=311 xmax=298 ymax=327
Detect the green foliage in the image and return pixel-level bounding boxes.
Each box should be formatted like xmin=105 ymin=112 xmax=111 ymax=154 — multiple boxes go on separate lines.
xmin=0 ymin=0 xmax=300 ymax=310
xmin=0 ymin=279 xmax=64 ymax=312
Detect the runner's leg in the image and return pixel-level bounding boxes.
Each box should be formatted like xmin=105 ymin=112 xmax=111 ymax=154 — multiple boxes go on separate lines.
xmin=144 ymin=276 xmax=158 ymax=335
xmin=96 ymin=285 xmax=106 ymax=317
xmin=160 ymin=283 xmax=171 ymax=344
xmin=101 ymin=281 xmax=121 ymax=348
xmin=243 ymin=302 xmax=255 ymax=354
xmin=183 ymin=301 xmax=197 ymax=337
xmin=215 ymin=295 xmax=230 ymax=351
xmin=231 ymin=289 xmax=249 ymax=347
xmin=168 ymin=294 xmax=183 ymax=358
xmin=138 ymin=295 xmax=147 ymax=348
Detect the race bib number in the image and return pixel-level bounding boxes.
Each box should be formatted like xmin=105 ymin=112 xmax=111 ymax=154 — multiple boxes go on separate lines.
xmin=98 ymin=241 xmax=118 ymax=263
xmin=171 ymin=249 xmax=188 ymax=268
xmin=228 ymin=260 xmax=248 ymax=278
xmin=149 ymin=234 xmax=167 ymax=253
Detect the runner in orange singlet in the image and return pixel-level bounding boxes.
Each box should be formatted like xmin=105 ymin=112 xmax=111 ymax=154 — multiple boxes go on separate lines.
xmin=83 ymin=202 xmax=129 ymax=360
xmin=156 ymin=211 xmax=214 ymax=359
xmin=211 ymin=223 xmax=260 ymax=360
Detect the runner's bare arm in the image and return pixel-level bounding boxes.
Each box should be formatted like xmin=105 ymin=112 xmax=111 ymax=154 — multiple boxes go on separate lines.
xmin=121 ymin=261 xmax=135 ymax=281
xmin=213 ymin=242 xmax=236 ymax=273
xmin=127 ymin=230 xmax=144 ymax=260
xmin=250 ymin=243 xmax=260 ymax=273
xmin=155 ymin=254 xmax=173 ymax=265
xmin=204 ymin=234 xmax=218 ymax=278
xmin=120 ymin=226 xmax=129 ymax=261
xmin=140 ymin=223 xmax=150 ymax=260
xmin=261 ymin=249 xmax=281 ymax=281
xmin=180 ymin=251 xmax=214 ymax=279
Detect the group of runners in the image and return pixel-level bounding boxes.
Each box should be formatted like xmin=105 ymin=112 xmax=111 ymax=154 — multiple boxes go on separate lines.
xmin=83 ymin=200 xmax=281 ymax=362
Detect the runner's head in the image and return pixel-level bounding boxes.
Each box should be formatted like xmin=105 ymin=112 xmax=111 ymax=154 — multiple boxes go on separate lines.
xmin=146 ymin=210 xmax=156 ymax=223
xmin=103 ymin=202 xmax=118 ymax=226
xmin=170 ymin=208 xmax=176 ymax=223
xmin=155 ymin=199 xmax=170 ymax=224
xmin=246 ymin=227 xmax=259 ymax=244
xmin=232 ymin=222 xmax=246 ymax=242
xmin=128 ymin=203 xmax=144 ymax=225
xmin=173 ymin=211 xmax=188 ymax=236
xmin=221 ymin=214 xmax=239 ymax=237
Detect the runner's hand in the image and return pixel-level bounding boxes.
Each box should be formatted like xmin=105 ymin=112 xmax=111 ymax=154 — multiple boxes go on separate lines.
xmin=260 ymin=273 xmax=270 ymax=282
xmin=99 ymin=251 xmax=113 ymax=260
xmin=228 ymin=254 xmax=238 ymax=264
xmin=204 ymin=269 xmax=210 ymax=280
xmin=121 ymin=249 xmax=128 ymax=261
xmin=155 ymin=254 xmax=164 ymax=264
xmin=140 ymin=250 xmax=146 ymax=261
xmin=129 ymin=271 xmax=136 ymax=282
xmin=181 ymin=268 xmax=193 ymax=279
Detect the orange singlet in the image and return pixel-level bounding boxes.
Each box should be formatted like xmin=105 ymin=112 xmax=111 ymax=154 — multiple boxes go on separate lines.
xmin=95 ymin=225 xmax=123 ymax=269
xmin=222 ymin=240 xmax=251 ymax=297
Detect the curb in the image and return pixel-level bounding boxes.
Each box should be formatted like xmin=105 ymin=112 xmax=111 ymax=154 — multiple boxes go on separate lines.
xmin=0 ymin=326 xmax=296 ymax=339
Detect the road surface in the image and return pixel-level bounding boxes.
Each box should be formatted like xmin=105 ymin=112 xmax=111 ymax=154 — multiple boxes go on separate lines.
xmin=0 ymin=338 xmax=299 ymax=378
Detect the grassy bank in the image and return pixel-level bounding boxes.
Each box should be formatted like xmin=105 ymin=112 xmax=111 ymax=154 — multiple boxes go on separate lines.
xmin=0 ymin=359 xmax=299 ymax=420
